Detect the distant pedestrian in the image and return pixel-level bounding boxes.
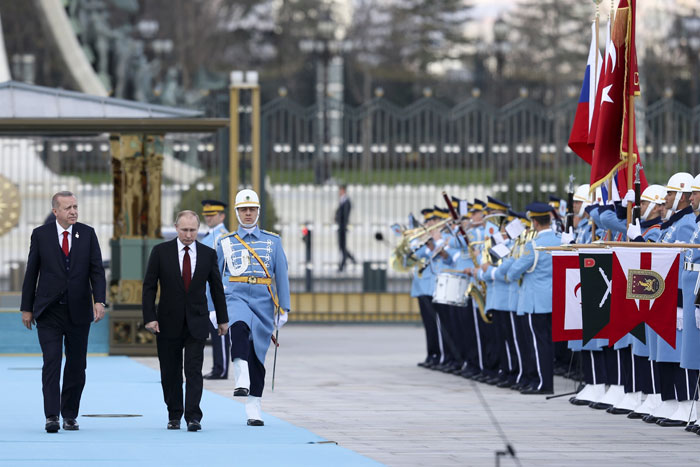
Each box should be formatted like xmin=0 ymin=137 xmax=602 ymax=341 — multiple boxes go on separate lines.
xmin=335 ymin=184 xmax=356 ymax=272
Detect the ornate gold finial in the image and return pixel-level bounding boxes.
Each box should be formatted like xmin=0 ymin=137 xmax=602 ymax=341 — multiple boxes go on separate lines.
xmin=0 ymin=174 xmax=20 ymax=237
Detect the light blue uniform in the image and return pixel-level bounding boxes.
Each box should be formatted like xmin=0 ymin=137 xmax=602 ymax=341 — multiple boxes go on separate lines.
xmin=217 ymin=226 xmax=290 ymax=364
xmin=409 ymin=242 xmax=436 ymax=298
xmin=201 ymin=222 xmax=228 ymax=310
xmin=484 ymin=238 xmax=512 ymax=312
xmin=648 ymin=207 xmax=695 ymax=363
xmin=598 ymin=204 xmax=627 ymax=240
xmin=507 ymin=229 xmax=561 ymax=314
xmin=680 ymin=214 xmax=700 ymax=370
xmin=479 ymin=222 xmax=499 ymax=312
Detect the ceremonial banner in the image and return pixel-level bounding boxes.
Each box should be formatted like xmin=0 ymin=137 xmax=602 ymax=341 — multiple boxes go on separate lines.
xmin=590 ymin=0 xmax=647 ymax=196
xmin=607 ymin=247 xmax=680 ymax=348
xmin=552 ymin=252 xmax=582 ymax=342
xmin=568 ymin=21 xmax=602 ymax=164
xmin=579 ymin=250 xmax=612 ymax=345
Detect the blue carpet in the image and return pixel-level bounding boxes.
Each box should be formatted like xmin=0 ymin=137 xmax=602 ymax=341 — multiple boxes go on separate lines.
xmin=0 ymin=357 xmax=381 ymax=467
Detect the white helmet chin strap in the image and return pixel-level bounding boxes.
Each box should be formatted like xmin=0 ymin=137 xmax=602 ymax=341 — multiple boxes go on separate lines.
xmin=671 ymin=191 xmax=682 ymax=213
xmin=577 ymin=204 xmax=587 ymax=217
xmin=641 ymin=203 xmax=654 ymax=220
xmin=236 ymin=209 xmax=259 ymax=229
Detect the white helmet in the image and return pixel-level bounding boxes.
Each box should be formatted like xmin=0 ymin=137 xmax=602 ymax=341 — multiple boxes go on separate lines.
xmin=665 ymin=172 xmax=692 ymax=215
xmin=573 ymin=184 xmax=591 ymax=216
xmin=666 ymin=172 xmax=693 ymax=193
xmin=692 ymin=174 xmax=700 ymax=192
xmin=234 ymin=189 xmax=260 ymax=228
xmin=640 ymin=184 xmax=666 ymax=220
xmin=641 ymin=184 xmax=666 ymax=204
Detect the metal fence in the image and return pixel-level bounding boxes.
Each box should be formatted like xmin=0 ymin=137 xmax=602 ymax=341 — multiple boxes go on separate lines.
xmin=1 ymin=94 xmax=699 ymax=295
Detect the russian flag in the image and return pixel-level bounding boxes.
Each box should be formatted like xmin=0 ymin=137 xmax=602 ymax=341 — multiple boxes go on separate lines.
xmin=568 ymin=21 xmax=602 ymax=165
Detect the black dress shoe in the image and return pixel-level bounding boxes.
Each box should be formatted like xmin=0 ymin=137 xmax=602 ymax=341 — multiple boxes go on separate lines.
xmin=45 ymin=416 xmax=60 ymax=433
xmin=642 ymin=414 xmax=661 ymax=424
xmin=520 ymin=387 xmax=554 ymax=395
xmin=657 ymin=418 xmax=687 ymax=427
xmin=484 ymin=376 xmax=501 ymax=386
xmin=684 ymin=423 xmax=697 ymax=432
xmin=589 ymin=402 xmax=612 ymax=410
xmin=691 ymin=424 xmax=700 ymax=433
xmin=62 ymin=418 xmax=79 ymax=431
xmin=167 ymin=420 xmax=181 ymax=430
xmin=187 ymin=420 xmax=202 ymax=432
xmin=203 ymin=372 xmax=227 ymax=380
xmin=234 ymin=388 xmax=250 ymax=397
xmin=460 ymin=369 xmax=480 ymax=379
xmin=496 ymin=379 xmax=513 ymax=388
xmin=606 ymin=407 xmax=633 ymax=415
xmin=627 ymin=411 xmax=646 ymax=419
xmin=247 ymin=419 xmax=264 ymax=426
xmin=570 ymin=398 xmax=593 ymax=406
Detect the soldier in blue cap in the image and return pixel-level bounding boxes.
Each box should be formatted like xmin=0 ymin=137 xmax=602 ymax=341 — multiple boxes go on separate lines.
xmin=200 ymin=200 xmax=231 ymax=380
xmin=506 ymin=202 xmax=561 ymax=394
xmin=217 ymin=189 xmax=290 ymax=426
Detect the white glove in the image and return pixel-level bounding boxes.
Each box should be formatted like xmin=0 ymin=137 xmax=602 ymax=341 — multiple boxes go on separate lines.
xmin=209 ymin=310 xmax=217 ymax=328
xmin=561 ymin=227 xmax=575 ymax=245
xmin=677 ymin=307 xmax=683 ymax=331
xmin=695 ymin=306 xmax=700 ymax=330
xmin=275 ymin=309 xmax=288 ymax=329
xmin=627 ymin=219 xmax=642 ymax=240
xmin=621 ymin=189 xmax=635 ymax=208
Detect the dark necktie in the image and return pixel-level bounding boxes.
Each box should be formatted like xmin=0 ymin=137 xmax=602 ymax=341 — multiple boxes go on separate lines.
xmin=62 ymin=231 xmax=69 ymax=256
xmin=182 ymin=246 xmax=191 ymax=292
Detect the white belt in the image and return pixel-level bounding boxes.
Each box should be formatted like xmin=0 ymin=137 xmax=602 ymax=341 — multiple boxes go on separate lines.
xmin=684 ymin=262 xmax=700 ymax=272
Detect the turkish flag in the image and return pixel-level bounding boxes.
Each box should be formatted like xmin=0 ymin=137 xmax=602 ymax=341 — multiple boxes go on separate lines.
xmin=552 ymin=252 xmax=582 ymax=342
xmin=590 ymin=0 xmax=646 ymax=197
xmin=606 ymin=247 xmax=680 ymax=348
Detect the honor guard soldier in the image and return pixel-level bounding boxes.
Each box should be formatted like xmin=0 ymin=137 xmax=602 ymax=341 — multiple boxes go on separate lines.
xmin=505 ymin=202 xmax=561 ymax=394
xmin=645 ymin=172 xmax=696 ymax=426
xmin=200 ymin=200 xmax=231 ymax=380
xmin=216 ymin=189 xmax=291 ymax=426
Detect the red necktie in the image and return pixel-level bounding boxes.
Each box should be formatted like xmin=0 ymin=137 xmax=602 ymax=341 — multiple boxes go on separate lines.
xmin=182 ymin=246 xmax=191 ymax=292
xmin=62 ymin=231 xmax=69 ymax=256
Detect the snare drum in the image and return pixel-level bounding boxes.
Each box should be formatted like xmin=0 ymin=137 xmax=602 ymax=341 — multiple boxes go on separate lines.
xmin=432 ymin=273 xmax=468 ymax=306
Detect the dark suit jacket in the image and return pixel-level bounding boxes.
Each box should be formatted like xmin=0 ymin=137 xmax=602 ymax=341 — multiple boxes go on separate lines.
xmin=142 ymin=239 xmax=227 ymax=340
xmin=21 ymin=222 xmax=106 ymax=324
xmin=335 ymin=197 xmax=351 ymax=231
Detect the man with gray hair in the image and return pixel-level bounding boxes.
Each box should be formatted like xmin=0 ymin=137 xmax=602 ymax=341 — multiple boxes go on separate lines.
xmin=142 ymin=210 xmax=228 ymax=431
xmin=21 ymin=191 xmax=107 ymax=433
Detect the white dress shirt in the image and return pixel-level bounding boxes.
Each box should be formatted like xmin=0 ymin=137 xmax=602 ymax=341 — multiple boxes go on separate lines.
xmin=176 ymin=238 xmax=196 ymax=278
xmin=55 ymin=221 xmax=73 ymax=252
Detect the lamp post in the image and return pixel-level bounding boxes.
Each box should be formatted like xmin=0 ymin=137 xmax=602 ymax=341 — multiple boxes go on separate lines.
xmin=299 ymin=8 xmax=351 ymax=185
xmin=493 ymin=17 xmax=508 ymax=101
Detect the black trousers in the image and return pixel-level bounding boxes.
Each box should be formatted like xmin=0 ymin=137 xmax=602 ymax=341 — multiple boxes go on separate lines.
xmin=230 ymin=321 xmax=266 ymax=397
xmin=156 ymin=326 xmax=205 ymax=423
xmin=417 ymin=296 xmax=441 ymax=363
xmin=455 ymin=300 xmax=480 ymax=371
xmin=337 ymin=229 xmax=355 ymax=271
xmin=657 ymin=361 xmax=699 ymax=401
xmin=434 ymin=303 xmax=460 ymax=365
xmin=634 ymin=356 xmax=655 ymax=394
xmin=581 ymin=350 xmax=606 ymax=385
xmin=208 ymin=318 xmax=231 ymax=377
xmin=602 ymin=347 xmax=621 ymax=385
xmin=36 ymin=303 xmax=90 ymax=419
xmin=520 ymin=314 xmax=553 ymax=391
xmin=478 ymin=309 xmax=499 ymax=377
xmin=493 ymin=310 xmax=517 ymax=380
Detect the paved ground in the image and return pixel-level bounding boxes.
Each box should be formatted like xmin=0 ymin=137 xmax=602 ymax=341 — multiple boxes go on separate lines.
xmin=134 ymin=324 xmax=700 ymax=467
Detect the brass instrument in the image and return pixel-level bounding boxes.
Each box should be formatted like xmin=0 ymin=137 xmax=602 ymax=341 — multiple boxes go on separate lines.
xmin=388 ymin=218 xmax=452 ymax=273
xmin=464 ymin=232 xmax=492 ymax=324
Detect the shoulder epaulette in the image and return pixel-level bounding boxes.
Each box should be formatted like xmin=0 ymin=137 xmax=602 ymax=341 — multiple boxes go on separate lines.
xmin=262 ymin=229 xmax=279 ymax=237
xmin=221 ymin=231 xmax=237 ymax=239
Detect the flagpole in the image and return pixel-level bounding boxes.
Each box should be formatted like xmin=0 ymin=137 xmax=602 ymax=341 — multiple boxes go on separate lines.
xmin=626 ymin=96 xmax=635 ymax=225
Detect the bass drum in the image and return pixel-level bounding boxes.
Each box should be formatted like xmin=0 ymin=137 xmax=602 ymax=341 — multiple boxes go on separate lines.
xmin=432 ymin=273 xmax=468 ymax=306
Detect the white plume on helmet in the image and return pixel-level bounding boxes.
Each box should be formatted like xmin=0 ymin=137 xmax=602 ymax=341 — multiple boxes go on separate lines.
xmin=235 ymin=189 xmax=260 ymax=228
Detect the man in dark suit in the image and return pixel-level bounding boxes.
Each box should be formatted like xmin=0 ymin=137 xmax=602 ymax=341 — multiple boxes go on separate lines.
xmin=21 ymin=191 xmax=107 ymax=433
xmin=142 ymin=210 xmax=228 ymax=432
xmin=335 ymin=184 xmax=356 ymax=272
